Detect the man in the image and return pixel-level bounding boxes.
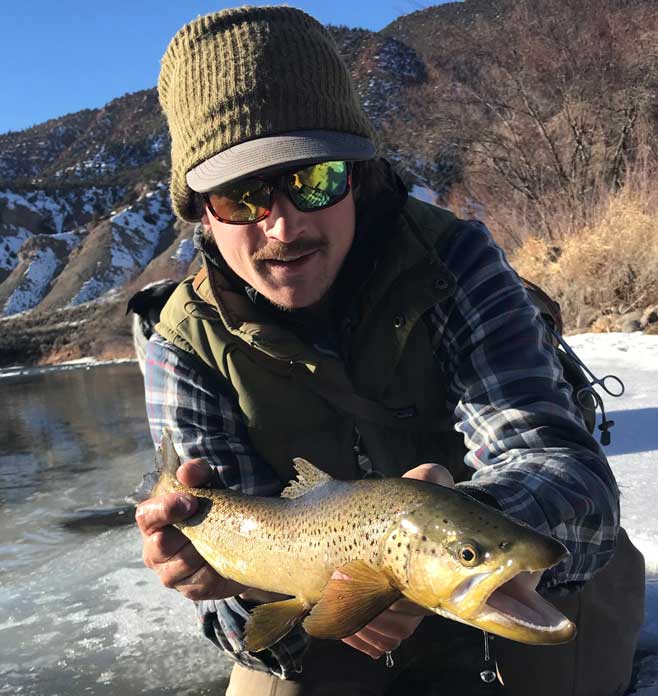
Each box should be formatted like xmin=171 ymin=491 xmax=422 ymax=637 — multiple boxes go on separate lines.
xmin=136 ymin=6 xmax=644 ymax=695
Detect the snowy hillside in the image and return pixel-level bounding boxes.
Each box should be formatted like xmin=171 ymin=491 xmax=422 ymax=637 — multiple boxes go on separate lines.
xmin=67 ymin=187 xmax=174 ymax=306
xmin=0 ymin=185 xmax=174 ymax=317
xmin=1 ymin=232 xmax=81 ymax=316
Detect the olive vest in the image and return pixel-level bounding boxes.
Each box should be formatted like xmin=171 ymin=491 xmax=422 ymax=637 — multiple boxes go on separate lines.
xmin=156 ymin=196 xmax=472 ymax=484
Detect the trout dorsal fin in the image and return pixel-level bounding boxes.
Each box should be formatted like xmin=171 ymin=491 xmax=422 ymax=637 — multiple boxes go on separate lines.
xmin=280 ymin=457 xmax=332 ymax=499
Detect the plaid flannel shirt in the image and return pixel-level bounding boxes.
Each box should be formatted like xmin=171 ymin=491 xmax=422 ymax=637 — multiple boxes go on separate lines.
xmin=144 ymin=216 xmax=619 ymax=678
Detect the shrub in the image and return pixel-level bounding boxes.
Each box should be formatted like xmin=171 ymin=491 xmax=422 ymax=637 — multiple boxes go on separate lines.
xmin=511 ymin=171 xmax=658 ymax=331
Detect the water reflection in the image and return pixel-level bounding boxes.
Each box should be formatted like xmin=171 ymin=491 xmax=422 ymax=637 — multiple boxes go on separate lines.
xmin=0 ymin=363 xmax=231 ymax=695
xmin=0 ymin=364 xmax=153 ymax=576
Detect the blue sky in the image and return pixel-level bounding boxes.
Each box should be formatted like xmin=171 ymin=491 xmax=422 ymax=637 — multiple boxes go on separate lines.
xmin=0 ymin=1 xmax=452 ymax=135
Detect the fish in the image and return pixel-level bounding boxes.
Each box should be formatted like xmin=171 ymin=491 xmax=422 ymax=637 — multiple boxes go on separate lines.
xmin=147 ymin=429 xmax=576 ymax=652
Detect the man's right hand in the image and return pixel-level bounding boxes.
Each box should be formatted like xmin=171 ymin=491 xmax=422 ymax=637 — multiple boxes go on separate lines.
xmin=136 ymin=457 xmax=248 ymax=601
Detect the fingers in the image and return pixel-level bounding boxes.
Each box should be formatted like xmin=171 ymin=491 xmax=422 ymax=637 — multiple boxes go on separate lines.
xmin=387 ymin=597 xmax=433 ymax=617
xmin=136 ymin=459 xmax=242 ymax=602
xmin=342 ymin=607 xmax=424 ymax=660
xmin=402 ymin=463 xmax=455 ymax=488
xmin=341 ymin=632 xmax=393 ymax=660
xmin=341 ymin=620 xmax=407 ymax=659
xmin=141 ymin=524 xmax=247 ymax=600
xmin=170 ymin=563 xmax=246 ymax=601
xmin=177 ymin=458 xmax=215 ymax=487
xmin=360 ymin=608 xmax=423 ymax=642
xmin=135 ymin=492 xmax=197 ymax=536
xmin=143 ymin=527 xmax=203 ymax=570
xmin=146 ymin=535 xmax=205 ymax=586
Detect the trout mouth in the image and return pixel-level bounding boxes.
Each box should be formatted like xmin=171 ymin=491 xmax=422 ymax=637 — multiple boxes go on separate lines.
xmin=443 ymin=570 xmax=575 ymax=644
xmin=483 ymin=571 xmax=572 ymax=631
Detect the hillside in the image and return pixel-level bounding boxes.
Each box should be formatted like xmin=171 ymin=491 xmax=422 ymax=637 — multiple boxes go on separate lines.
xmin=1 ymin=0 xmax=657 ymax=366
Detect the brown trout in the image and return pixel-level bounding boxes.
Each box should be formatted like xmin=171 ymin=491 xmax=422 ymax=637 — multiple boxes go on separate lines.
xmin=148 ymin=430 xmax=575 ymax=651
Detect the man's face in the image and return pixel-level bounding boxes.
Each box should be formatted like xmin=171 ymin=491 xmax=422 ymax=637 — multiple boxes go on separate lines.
xmin=201 ymin=185 xmax=356 ymax=310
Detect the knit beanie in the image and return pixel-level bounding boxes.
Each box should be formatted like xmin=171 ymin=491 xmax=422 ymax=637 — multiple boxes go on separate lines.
xmin=158 ymin=5 xmax=376 ymax=221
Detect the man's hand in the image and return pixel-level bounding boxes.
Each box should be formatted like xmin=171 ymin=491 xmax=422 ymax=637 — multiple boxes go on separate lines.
xmin=340 ymin=463 xmax=455 ymax=660
xmin=136 ymin=457 xmax=248 ymax=601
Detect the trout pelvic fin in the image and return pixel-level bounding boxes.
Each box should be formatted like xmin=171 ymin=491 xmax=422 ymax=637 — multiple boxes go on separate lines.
xmin=244 ymin=597 xmax=310 ymax=652
xmin=303 ymin=560 xmax=401 ymax=639
xmin=280 ymin=457 xmax=333 ymax=499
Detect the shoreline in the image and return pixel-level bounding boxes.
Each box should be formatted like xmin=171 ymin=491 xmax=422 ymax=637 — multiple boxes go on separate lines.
xmin=2 ymin=331 xmax=653 ymax=380
xmin=0 ymin=356 xmax=139 ymax=380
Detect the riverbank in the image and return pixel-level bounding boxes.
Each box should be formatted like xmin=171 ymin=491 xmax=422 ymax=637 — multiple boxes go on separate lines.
xmin=0 ymin=293 xmax=135 ymax=369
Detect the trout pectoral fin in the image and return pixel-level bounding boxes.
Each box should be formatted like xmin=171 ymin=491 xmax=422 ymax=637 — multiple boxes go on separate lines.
xmin=245 ymin=597 xmax=310 ymax=652
xmin=303 ymin=560 xmax=401 ymax=640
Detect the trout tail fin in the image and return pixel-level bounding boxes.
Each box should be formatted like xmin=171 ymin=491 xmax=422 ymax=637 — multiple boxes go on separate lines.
xmin=130 ymin=428 xmax=181 ymax=503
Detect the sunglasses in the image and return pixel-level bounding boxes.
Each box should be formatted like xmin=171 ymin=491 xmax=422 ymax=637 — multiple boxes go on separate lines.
xmin=202 ymin=160 xmax=352 ymax=224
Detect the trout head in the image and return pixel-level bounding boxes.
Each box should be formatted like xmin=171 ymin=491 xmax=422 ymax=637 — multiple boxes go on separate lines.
xmin=383 ymin=491 xmax=576 ymax=645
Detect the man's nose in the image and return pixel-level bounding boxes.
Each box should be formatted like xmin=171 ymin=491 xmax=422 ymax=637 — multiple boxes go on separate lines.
xmin=263 ymin=193 xmax=305 ymax=243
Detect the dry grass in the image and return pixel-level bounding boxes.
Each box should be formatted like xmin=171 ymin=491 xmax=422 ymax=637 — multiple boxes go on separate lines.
xmin=509 ymin=165 xmax=658 ymax=331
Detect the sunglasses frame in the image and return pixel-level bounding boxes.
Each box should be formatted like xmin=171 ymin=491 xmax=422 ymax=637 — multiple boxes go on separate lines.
xmin=202 ymin=161 xmax=353 ymax=225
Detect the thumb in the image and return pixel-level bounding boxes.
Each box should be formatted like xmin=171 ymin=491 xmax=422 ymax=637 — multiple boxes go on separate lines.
xmin=402 ymin=463 xmax=455 ymax=488
xmin=177 ymin=458 xmax=215 ymax=487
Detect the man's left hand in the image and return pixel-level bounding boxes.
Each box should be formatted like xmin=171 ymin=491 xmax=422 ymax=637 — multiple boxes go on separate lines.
xmin=340 ymin=462 xmax=455 ymax=660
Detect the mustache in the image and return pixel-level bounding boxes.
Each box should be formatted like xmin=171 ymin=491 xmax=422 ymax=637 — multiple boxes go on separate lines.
xmin=252 ymin=238 xmax=326 ymax=262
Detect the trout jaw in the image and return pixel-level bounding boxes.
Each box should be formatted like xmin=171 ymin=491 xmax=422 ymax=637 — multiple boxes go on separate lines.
xmin=440 ymin=569 xmax=576 ymax=645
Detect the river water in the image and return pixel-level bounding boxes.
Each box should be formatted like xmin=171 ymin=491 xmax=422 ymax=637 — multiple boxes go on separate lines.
xmin=0 ymin=364 xmax=231 ymax=695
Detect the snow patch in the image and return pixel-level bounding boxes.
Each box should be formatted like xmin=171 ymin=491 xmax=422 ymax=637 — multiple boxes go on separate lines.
xmin=171 ymin=238 xmax=195 ymax=265
xmin=68 ymin=189 xmax=174 ymax=306
xmin=411 ymin=184 xmax=440 ymax=205
xmin=3 ymin=247 xmax=59 ymax=316
xmin=0 ymin=189 xmax=70 ymax=233
xmin=68 ymin=277 xmax=108 ymax=306
xmin=0 ymin=226 xmax=32 ymax=271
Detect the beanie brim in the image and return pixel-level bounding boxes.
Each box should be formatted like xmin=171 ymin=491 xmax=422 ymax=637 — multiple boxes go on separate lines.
xmin=186 ymin=130 xmax=375 ymax=193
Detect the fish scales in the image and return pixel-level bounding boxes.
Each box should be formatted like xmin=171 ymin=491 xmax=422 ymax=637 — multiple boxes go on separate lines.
xmin=147 ymin=430 xmax=577 ymax=650
xmin=175 ymin=478 xmax=437 ymax=603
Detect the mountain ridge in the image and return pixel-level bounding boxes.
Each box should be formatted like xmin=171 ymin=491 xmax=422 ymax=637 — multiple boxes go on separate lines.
xmin=1 ymin=0 xmax=657 ymax=365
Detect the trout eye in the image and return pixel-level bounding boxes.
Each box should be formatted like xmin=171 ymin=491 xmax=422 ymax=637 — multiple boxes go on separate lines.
xmin=458 ymin=543 xmax=479 ymax=567
xmin=446 ymin=539 xmax=482 ymax=566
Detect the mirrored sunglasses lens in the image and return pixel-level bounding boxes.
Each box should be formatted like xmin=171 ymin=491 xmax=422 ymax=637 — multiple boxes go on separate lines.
xmin=208 ymin=180 xmax=271 ymax=222
xmin=289 ymin=161 xmax=348 ymax=210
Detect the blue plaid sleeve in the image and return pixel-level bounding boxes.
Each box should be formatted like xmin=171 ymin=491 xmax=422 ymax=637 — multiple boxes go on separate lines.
xmin=427 ymin=220 xmax=620 ymax=590
xmin=144 ymin=334 xmax=310 ymax=677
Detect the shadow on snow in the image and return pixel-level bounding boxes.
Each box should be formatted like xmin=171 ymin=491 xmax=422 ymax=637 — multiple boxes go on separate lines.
xmin=601 ymin=408 xmax=658 ymax=457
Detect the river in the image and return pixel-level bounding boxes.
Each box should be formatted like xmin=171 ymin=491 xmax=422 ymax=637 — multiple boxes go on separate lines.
xmin=0 ymin=363 xmax=231 ymax=695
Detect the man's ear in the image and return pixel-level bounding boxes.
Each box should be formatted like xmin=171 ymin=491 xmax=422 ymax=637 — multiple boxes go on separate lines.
xmin=200 ymin=208 xmax=212 ymax=234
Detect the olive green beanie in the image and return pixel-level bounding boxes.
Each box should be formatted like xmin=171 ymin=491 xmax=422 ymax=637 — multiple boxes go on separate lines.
xmin=158 ymin=5 xmax=376 ymax=221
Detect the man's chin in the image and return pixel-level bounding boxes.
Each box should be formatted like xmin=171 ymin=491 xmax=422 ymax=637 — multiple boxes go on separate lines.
xmin=256 ymin=282 xmax=328 ymax=312
xmin=266 ymin=294 xmax=323 ymax=312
